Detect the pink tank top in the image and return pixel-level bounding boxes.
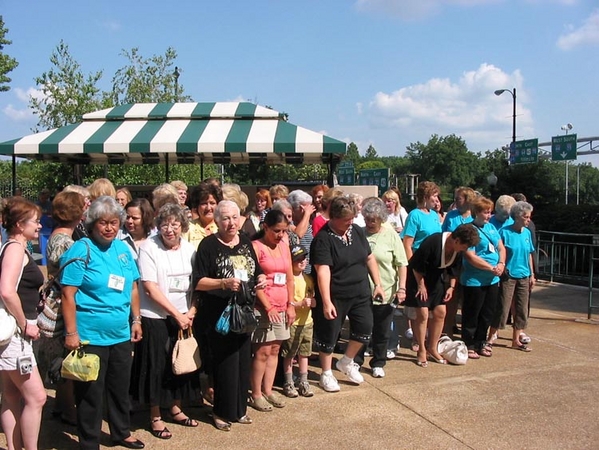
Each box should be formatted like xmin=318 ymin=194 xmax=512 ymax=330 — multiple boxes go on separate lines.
xmin=254 ymin=240 xmax=291 ymax=312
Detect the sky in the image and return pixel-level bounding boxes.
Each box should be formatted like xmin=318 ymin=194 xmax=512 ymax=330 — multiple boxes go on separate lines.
xmin=1 ymin=0 xmax=598 ymax=166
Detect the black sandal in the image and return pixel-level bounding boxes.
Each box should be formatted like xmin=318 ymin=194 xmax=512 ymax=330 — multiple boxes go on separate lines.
xmin=150 ymin=417 xmax=172 ymax=440
xmin=170 ymin=409 xmax=199 ymax=427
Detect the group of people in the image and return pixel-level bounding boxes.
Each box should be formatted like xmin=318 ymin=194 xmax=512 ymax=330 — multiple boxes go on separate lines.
xmin=0 ymin=178 xmax=536 ymax=449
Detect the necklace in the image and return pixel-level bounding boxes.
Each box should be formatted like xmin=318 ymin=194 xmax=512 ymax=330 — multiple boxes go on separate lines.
xmin=218 ymin=235 xmax=237 ymax=248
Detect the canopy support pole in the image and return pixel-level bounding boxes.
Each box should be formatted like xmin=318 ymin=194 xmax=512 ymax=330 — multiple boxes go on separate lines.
xmin=11 ymin=155 xmax=16 ymax=195
xmin=165 ymin=153 xmax=170 ymax=182
xmin=327 ymin=160 xmax=338 ymax=188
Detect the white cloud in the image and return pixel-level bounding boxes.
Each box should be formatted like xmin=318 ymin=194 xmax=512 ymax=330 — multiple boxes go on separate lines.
xmin=2 ymin=104 xmax=32 ymax=121
xmin=557 ymin=9 xmax=599 ymax=50
xmin=367 ymin=63 xmax=534 ymax=151
xmin=2 ymin=87 xmax=42 ymax=122
xmin=100 ymin=20 xmax=121 ymax=32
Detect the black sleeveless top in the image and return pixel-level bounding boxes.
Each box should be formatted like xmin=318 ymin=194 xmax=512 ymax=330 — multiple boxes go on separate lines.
xmin=1 ymin=242 xmax=44 ymax=319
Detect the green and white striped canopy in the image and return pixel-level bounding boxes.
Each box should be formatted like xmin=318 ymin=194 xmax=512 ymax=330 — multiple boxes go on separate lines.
xmin=0 ymin=102 xmax=346 ymax=165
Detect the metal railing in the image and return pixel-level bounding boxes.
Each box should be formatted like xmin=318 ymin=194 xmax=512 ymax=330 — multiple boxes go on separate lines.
xmin=536 ymin=230 xmax=599 ymax=319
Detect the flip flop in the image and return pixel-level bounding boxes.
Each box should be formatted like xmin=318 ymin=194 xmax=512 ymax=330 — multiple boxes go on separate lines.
xmin=512 ymin=343 xmax=532 ymax=352
xmin=416 ymin=360 xmax=428 ymax=368
xmin=468 ymin=349 xmax=480 ymax=359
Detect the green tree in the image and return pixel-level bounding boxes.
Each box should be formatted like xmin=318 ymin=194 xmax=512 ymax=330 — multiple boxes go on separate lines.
xmin=29 ymin=40 xmax=105 ymax=131
xmin=109 ymin=47 xmax=191 ymax=104
xmin=364 ymin=144 xmax=378 ymax=159
xmin=344 ymin=142 xmax=361 ymax=166
xmin=406 ymin=134 xmax=481 ymax=190
xmin=0 ymin=16 xmax=18 ymax=92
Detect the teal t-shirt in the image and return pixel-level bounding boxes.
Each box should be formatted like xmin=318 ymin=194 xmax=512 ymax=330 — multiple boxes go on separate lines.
xmin=499 ymin=226 xmax=535 ymax=279
xmin=461 ymin=223 xmax=501 ymax=287
xmin=490 ymin=215 xmax=514 ymax=231
xmin=60 ymin=237 xmax=140 ymax=346
xmin=400 ymin=208 xmax=441 ymax=251
xmin=442 ymin=209 xmax=473 ymax=232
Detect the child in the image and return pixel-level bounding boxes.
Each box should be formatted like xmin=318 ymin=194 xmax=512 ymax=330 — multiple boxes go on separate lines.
xmin=281 ymin=245 xmax=315 ymax=398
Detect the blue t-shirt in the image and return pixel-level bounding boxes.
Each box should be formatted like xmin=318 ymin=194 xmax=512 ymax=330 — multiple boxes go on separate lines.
xmin=442 ymin=209 xmax=473 ymax=232
xmin=60 ymin=237 xmax=140 ymax=346
xmin=461 ymin=223 xmax=501 ymax=287
xmin=499 ymin=226 xmax=535 ymax=279
xmin=400 ymin=208 xmax=441 ymax=251
xmin=489 ymin=215 xmax=514 ymax=231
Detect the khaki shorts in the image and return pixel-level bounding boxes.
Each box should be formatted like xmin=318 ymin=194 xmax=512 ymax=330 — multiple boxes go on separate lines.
xmin=252 ymin=310 xmax=290 ymax=344
xmin=280 ymin=322 xmax=313 ymax=358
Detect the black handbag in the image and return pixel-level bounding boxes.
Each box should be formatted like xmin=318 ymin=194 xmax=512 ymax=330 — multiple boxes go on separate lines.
xmin=229 ymin=282 xmax=258 ymax=334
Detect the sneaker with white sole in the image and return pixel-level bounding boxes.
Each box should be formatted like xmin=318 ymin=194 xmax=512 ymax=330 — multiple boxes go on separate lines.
xmin=405 ymin=328 xmax=414 ymax=339
xmin=386 ymin=349 xmax=396 ymax=360
xmin=283 ymin=382 xmax=298 ymax=398
xmin=372 ymin=367 xmax=385 ymax=378
xmin=319 ymin=372 xmax=340 ymax=392
xmin=297 ymin=380 xmax=314 ymax=397
xmin=336 ymin=358 xmax=364 ymax=384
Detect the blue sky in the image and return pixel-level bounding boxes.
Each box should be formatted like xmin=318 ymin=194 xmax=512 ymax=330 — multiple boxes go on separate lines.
xmin=1 ymin=0 xmax=597 ymax=165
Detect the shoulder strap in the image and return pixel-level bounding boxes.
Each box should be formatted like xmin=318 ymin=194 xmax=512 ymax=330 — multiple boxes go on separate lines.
xmin=0 ymin=240 xmax=26 ymax=292
xmin=52 ymin=239 xmax=91 ymax=280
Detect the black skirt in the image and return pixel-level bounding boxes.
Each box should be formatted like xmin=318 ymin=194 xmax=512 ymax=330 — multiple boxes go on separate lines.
xmin=130 ymin=316 xmax=201 ymax=407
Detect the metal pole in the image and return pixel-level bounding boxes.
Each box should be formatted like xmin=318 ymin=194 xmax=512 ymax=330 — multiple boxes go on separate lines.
xmin=511 ymin=88 xmax=517 ymax=145
xmin=565 ymin=161 xmax=569 ymax=204
xmin=577 ymin=165 xmax=580 ymax=205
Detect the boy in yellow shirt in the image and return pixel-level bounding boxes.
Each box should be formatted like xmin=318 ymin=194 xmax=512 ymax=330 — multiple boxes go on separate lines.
xmin=281 ymin=245 xmax=315 ymax=398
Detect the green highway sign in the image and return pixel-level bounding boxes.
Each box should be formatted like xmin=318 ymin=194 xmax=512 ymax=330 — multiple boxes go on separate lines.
xmin=551 ymin=134 xmax=577 ymax=161
xmin=358 ymin=168 xmax=389 ymax=195
xmin=510 ymin=139 xmax=538 ymax=164
xmin=338 ymin=160 xmax=354 ymax=169
xmin=337 ymin=166 xmax=355 ymax=185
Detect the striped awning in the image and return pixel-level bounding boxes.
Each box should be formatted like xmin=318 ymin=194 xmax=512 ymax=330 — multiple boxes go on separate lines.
xmin=0 ymin=102 xmax=346 ymax=165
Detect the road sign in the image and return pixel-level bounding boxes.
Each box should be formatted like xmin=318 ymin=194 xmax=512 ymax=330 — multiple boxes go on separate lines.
xmin=551 ymin=134 xmax=577 ymax=161
xmin=358 ymin=168 xmax=389 ymax=195
xmin=337 ymin=167 xmax=355 ymax=185
xmin=338 ymin=160 xmax=354 ymax=169
xmin=510 ymin=139 xmax=538 ymax=164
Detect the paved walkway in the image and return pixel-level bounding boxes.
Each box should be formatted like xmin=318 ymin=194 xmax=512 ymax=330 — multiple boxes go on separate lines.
xmin=2 ymin=281 xmax=598 ymax=450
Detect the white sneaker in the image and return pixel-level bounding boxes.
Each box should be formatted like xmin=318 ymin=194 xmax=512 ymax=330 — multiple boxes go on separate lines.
xmin=319 ymin=372 xmax=340 ymax=392
xmin=405 ymin=328 xmax=414 ymax=339
xmin=336 ymin=358 xmax=364 ymax=384
xmin=519 ymin=333 xmax=531 ymax=344
xmin=386 ymin=349 xmax=396 ymax=360
xmin=372 ymin=367 xmax=385 ymax=378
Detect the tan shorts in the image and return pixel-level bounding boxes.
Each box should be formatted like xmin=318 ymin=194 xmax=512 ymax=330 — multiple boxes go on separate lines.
xmin=280 ymin=322 xmax=313 ymax=358
xmin=252 ymin=310 xmax=290 ymax=344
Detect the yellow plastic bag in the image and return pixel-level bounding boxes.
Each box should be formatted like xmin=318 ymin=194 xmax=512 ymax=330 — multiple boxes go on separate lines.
xmin=61 ymin=346 xmax=100 ymax=382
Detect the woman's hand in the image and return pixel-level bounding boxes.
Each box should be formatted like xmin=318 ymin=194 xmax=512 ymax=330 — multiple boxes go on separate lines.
xmin=131 ymin=323 xmax=142 ymax=342
xmin=443 ymin=287 xmax=454 ymax=303
xmin=396 ymin=288 xmax=406 ymax=304
xmin=286 ymin=303 xmax=296 ymax=326
xmin=223 ymin=277 xmax=242 ymax=292
xmin=24 ymin=322 xmax=41 ymax=341
xmin=322 ymin=301 xmax=337 ymax=320
xmin=373 ymin=285 xmax=385 ymax=301
xmin=416 ymin=285 xmax=428 ymax=302
xmin=176 ymin=312 xmax=193 ymax=330
xmin=302 ymin=297 xmax=312 ymax=308
xmin=255 ymin=275 xmax=267 ymax=290
xmin=64 ymin=333 xmax=80 ymax=351
xmin=267 ymin=308 xmax=283 ymax=323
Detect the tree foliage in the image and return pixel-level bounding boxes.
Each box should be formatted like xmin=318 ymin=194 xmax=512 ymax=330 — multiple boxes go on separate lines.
xmin=109 ymin=47 xmax=191 ymax=104
xmin=0 ymin=16 xmax=18 ymax=93
xmin=29 ymin=41 xmax=105 ymax=131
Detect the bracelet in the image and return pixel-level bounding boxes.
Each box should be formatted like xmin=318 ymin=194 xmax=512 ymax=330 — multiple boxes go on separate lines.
xmin=448 ymin=286 xmax=455 ymax=290
xmin=498 ymin=262 xmax=505 ymax=265
xmin=65 ymin=331 xmax=78 ymax=337
xmin=132 ymin=320 xmax=142 ymax=325
xmin=131 ymin=315 xmax=142 ymax=321
xmin=398 ymin=288 xmax=406 ymax=292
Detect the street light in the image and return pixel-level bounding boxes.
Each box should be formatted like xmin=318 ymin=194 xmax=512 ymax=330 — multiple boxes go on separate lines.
xmin=494 ymin=88 xmax=517 ymax=145
xmin=487 ymin=172 xmax=498 ymax=201
xmin=560 ymin=123 xmax=574 ymax=204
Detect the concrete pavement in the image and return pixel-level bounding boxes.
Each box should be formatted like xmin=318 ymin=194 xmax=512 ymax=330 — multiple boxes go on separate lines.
xmin=4 ymin=280 xmax=598 ymax=450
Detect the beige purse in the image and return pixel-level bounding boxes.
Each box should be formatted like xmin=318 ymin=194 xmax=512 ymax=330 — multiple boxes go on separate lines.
xmin=171 ymin=328 xmax=201 ymax=375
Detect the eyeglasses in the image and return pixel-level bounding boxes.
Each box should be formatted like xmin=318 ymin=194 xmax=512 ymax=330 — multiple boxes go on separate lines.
xmin=27 ymin=219 xmax=41 ymax=225
xmin=160 ymin=222 xmax=181 ymax=231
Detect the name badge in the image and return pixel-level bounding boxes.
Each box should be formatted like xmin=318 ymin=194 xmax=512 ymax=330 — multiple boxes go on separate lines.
xmin=108 ymin=274 xmax=125 ymax=292
xmin=488 ymin=243 xmax=496 ymax=253
xmin=273 ymin=273 xmax=286 ymax=286
xmin=168 ymin=275 xmax=189 ymax=292
xmin=234 ymin=269 xmax=249 ymax=282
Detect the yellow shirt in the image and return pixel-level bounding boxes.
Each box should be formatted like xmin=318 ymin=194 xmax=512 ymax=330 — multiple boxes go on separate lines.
xmin=183 ymin=220 xmax=218 ymax=249
xmin=293 ymin=273 xmax=314 ymax=326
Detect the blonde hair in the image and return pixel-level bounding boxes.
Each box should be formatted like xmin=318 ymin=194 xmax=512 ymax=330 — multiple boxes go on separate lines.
xmin=88 ymin=178 xmax=116 ymax=200
xmin=222 ymin=183 xmax=249 ymax=213
xmin=170 ymin=180 xmax=188 ymax=191
xmin=152 ymin=183 xmax=179 ymax=211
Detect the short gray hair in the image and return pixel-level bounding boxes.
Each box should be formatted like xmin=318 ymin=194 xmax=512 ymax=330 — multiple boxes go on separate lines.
xmin=495 ymin=195 xmax=516 ymax=220
xmin=215 ymin=200 xmax=240 ymax=222
xmin=272 ymin=199 xmax=292 ymax=212
xmin=155 ymin=203 xmax=189 ymax=233
xmin=287 ymin=190 xmax=312 ymax=209
xmin=510 ymin=201 xmax=533 ymax=220
xmin=85 ymin=196 xmax=124 ymax=233
xmin=361 ymin=197 xmax=388 ymax=222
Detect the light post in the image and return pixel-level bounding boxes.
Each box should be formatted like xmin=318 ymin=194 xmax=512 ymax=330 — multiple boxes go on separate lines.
xmin=487 ymin=172 xmax=498 ymax=201
xmin=561 ymin=123 xmax=573 ymax=204
xmin=494 ymin=88 xmax=517 ymax=151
